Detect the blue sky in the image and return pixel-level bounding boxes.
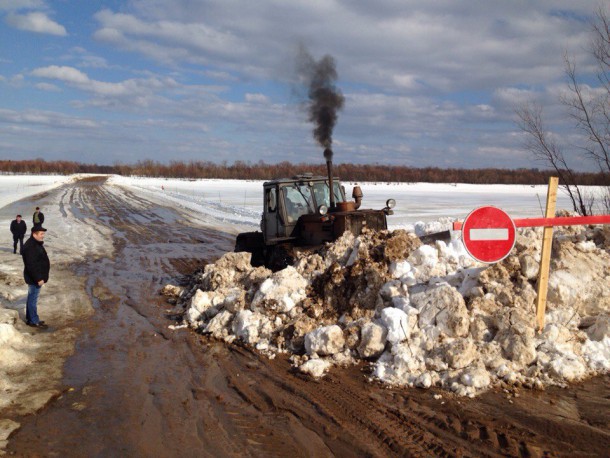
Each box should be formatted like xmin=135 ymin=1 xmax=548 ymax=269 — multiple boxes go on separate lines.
xmin=0 ymin=0 xmax=604 ymax=170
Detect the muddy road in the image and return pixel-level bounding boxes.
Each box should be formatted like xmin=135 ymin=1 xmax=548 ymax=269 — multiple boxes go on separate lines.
xmin=5 ymin=176 xmax=610 ymax=457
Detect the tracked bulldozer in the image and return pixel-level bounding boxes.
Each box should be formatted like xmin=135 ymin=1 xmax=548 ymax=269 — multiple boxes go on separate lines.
xmin=235 ymin=148 xmax=397 ymax=270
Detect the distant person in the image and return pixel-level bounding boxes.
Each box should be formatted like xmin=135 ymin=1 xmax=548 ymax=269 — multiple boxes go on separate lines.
xmin=10 ymin=214 xmax=27 ymax=254
xmin=33 ymin=207 xmax=45 ymax=225
xmin=21 ymin=224 xmax=50 ymax=329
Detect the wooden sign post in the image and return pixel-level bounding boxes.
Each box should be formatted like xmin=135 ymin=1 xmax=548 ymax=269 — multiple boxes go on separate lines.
xmin=535 ymin=177 xmax=558 ymax=332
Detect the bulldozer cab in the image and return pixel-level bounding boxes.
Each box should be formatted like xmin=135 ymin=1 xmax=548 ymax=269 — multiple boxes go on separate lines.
xmin=262 ymin=175 xmax=346 ymax=244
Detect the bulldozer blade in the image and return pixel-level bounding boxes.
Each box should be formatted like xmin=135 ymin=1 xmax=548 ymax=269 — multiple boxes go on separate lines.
xmin=418 ymin=230 xmax=452 ymax=245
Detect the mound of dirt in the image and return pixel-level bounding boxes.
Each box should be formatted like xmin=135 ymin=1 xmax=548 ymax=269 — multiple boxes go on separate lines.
xmin=164 ymin=224 xmax=610 ymax=397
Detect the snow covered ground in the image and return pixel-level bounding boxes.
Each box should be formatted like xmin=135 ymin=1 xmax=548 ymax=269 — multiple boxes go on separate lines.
xmin=108 ymin=175 xmax=602 ymax=232
xmin=0 ymin=174 xmax=74 ymax=211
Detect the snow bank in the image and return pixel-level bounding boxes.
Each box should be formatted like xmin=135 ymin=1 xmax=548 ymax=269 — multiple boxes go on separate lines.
xmin=165 ymin=221 xmax=610 ymax=397
xmin=0 ymin=174 xmax=74 ymax=210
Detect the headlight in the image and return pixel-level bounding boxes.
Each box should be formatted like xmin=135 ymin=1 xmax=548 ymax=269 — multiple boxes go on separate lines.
xmin=386 ymin=198 xmax=396 ymax=209
xmin=318 ymin=205 xmax=328 ymax=215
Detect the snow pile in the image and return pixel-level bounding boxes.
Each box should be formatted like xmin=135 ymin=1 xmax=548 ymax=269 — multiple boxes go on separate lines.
xmin=165 ymin=223 xmax=610 ymax=396
xmin=0 ymin=309 xmax=37 ymax=403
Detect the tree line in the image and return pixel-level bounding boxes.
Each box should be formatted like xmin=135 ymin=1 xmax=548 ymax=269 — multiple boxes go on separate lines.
xmin=0 ymin=158 xmax=607 ymax=185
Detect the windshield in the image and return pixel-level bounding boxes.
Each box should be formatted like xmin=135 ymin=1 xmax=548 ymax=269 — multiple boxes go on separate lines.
xmin=312 ymin=181 xmax=345 ymax=208
xmin=282 ymin=184 xmax=314 ymax=223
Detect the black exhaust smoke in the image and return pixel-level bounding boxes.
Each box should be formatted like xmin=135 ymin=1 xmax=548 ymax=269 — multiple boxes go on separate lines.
xmin=295 ymin=45 xmax=344 ymax=208
xmin=295 ymin=46 xmax=344 ymax=149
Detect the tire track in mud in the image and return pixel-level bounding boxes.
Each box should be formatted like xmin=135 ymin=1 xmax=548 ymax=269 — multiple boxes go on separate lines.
xmin=221 ymin=344 xmax=460 ymax=457
xmin=205 ymin=335 xmax=609 ymax=457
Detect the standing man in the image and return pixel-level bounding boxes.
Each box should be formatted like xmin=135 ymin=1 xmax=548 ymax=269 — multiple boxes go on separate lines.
xmin=21 ymin=224 xmax=50 ymax=329
xmin=33 ymin=206 xmax=44 ymax=225
xmin=10 ymin=214 xmax=27 ymax=254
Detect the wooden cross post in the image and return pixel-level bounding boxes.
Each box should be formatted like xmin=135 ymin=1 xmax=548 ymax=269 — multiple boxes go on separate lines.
xmin=535 ymin=177 xmax=558 ymax=333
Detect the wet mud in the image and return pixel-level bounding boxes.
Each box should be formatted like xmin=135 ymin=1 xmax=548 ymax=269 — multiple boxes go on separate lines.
xmin=5 ymin=176 xmax=610 ymax=457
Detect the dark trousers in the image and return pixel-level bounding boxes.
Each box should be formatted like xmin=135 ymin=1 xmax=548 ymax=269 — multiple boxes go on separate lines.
xmin=13 ymin=235 xmax=24 ymax=254
xmin=26 ymin=284 xmax=42 ymax=324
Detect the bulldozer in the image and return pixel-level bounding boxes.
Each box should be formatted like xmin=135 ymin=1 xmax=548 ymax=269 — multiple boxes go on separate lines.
xmin=235 ymin=148 xmax=397 ymax=270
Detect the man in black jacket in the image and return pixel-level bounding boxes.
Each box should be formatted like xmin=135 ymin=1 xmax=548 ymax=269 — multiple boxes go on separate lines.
xmin=32 ymin=207 xmax=44 ymax=225
xmin=21 ymin=224 xmax=50 ymax=328
xmin=10 ymin=214 xmax=27 ymax=254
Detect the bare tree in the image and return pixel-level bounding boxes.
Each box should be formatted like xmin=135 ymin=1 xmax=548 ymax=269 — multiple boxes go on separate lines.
xmin=517 ymin=6 xmax=610 ymax=215
xmin=516 ymin=103 xmax=592 ymax=214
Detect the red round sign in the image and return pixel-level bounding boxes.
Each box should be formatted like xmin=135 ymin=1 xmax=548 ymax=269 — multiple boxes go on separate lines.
xmin=462 ymin=206 xmax=516 ymax=263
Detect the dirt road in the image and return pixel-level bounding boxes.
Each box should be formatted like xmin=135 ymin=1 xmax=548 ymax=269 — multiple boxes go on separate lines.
xmin=5 ymin=176 xmax=610 ymax=457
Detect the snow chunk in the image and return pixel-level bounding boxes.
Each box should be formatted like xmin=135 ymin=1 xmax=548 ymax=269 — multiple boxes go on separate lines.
xmin=358 ymin=322 xmax=387 ymax=358
xmin=203 ymin=310 xmax=234 ymax=340
xmin=460 ymin=366 xmax=491 ymax=389
xmin=380 ymin=307 xmax=415 ymax=344
xmin=252 ymin=266 xmax=307 ymax=313
xmin=299 ymin=358 xmax=331 ymax=378
xmin=305 ymin=325 xmax=345 ymax=356
xmin=389 ymin=260 xmax=411 ymax=278
xmin=0 ymin=309 xmax=19 ymax=326
xmin=581 ymin=337 xmax=610 ymax=371
xmin=0 ymin=323 xmax=24 ymax=346
xmin=187 ymin=289 xmax=222 ymax=324
xmin=586 ymin=315 xmax=610 ymax=341
xmin=410 ymin=283 xmax=469 ymax=337
xmin=232 ymin=310 xmax=272 ymax=345
xmin=549 ymin=355 xmax=587 ymax=381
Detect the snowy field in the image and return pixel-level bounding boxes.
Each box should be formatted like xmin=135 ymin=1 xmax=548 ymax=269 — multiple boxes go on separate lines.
xmin=108 ymin=176 xmax=601 ymax=232
xmin=0 ymin=174 xmax=74 ymax=211
xmin=0 ymin=173 xmax=603 ymax=238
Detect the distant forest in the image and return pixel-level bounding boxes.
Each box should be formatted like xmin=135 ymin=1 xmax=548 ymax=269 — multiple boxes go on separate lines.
xmin=0 ymin=159 xmax=607 ymax=185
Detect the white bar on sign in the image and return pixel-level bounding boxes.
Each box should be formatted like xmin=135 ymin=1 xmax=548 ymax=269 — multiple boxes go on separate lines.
xmin=469 ymin=228 xmax=509 ymax=241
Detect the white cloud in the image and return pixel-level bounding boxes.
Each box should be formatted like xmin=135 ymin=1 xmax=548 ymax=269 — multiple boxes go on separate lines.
xmin=78 ymin=55 xmax=109 ymax=69
xmin=35 ymin=82 xmax=60 ymax=92
xmin=494 ymin=87 xmax=540 ymax=107
xmin=6 ymin=11 xmax=67 ymax=36
xmin=0 ymin=0 xmax=44 ymax=12
xmin=245 ymin=93 xmax=269 ymax=104
xmin=91 ymin=1 xmax=597 ymax=93
xmin=32 ymin=65 xmax=89 ymax=84
xmin=93 ymin=9 xmax=247 ymax=65
xmin=0 ymin=73 xmax=24 ymax=87
xmin=31 ymin=65 xmax=179 ymax=101
xmin=0 ymin=108 xmax=97 ymax=129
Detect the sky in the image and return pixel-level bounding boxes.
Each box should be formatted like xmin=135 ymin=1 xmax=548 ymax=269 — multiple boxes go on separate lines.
xmin=0 ymin=0 xmax=605 ymax=170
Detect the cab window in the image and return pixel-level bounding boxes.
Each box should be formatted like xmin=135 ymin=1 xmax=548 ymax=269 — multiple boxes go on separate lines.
xmin=333 ymin=182 xmax=345 ymax=203
xmin=282 ymin=184 xmax=313 ymax=223
xmin=266 ymin=188 xmax=277 ymax=212
xmin=312 ymin=181 xmax=345 ymax=207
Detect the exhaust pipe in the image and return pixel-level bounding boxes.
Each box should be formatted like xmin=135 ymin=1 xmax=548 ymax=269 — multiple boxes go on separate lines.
xmin=324 ymin=148 xmax=335 ymax=209
xmin=352 ymin=185 xmax=363 ymax=210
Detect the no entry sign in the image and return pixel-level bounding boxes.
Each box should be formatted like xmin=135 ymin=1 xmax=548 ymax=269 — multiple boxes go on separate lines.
xmin=462 ymin=206 xmax=516 ymax=263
